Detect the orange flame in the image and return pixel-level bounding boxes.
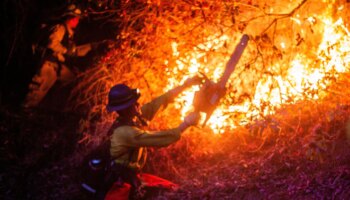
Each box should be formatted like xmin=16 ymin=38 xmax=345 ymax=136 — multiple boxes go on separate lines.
xmin=165 ymin=4 xmax=350 ymax=134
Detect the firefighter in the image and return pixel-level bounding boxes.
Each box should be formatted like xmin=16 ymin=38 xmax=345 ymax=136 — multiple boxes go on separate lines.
xmin=23 ymin=4 xmax=94 ymax=108
xmin=98 ymin=77 xmax=202 ymax=199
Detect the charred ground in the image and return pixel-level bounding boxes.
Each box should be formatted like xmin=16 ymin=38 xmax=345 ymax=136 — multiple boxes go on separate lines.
xmin=1 ymin=99 xmax=350 ymax=199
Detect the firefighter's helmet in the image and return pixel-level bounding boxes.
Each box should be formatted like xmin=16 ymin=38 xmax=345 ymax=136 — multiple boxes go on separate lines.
xmin=62 ymin=4 xmax=82 ymax=18
xmin=107 ymin=84 xmax=140 ymax=112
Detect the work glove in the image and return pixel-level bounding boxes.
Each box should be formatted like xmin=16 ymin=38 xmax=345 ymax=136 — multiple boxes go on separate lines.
xmin=179 ymin=112 xmax=200 ymax=132
xmin=168 ymin=75 xmax=205 ymax=100
xmin=65 ymin=44 xmax=77 ymax=57
xmin=183 ymin=75 xmax=204 ymax=88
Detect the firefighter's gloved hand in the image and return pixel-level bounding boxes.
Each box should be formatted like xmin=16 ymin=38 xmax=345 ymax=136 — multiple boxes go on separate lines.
xmin=183 ymin=75 xmax=204 ymax=88
xmin=66 ymin=45 xmax=77 ymax=57
xmin=168 ymin=75 xmax=204 ymax=101
xmin=179 ymin=112 xmax=200 ymax=132
xmin=184 ymin=112 xmax=200 ymax=126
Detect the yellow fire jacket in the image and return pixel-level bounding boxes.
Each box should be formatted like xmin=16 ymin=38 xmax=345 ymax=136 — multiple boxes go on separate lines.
xmin=47 ymin=24 xmax=92 ymax=62
xmin=110 ymin=91 xmax=182 ymax=170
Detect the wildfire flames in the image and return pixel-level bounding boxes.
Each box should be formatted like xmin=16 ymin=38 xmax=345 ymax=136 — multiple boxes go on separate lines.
xmin=75 ymin=0 xmax=350 ymax=136
xmin=165 ymin=2 xmax=350 ymax=134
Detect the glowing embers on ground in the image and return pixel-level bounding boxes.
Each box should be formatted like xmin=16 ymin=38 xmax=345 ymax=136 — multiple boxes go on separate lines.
xmin=165 ymin=15 xmax=350 ymax=134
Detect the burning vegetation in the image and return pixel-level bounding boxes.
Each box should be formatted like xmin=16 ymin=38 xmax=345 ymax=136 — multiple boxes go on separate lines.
xmin=66 ymin=0 xmax=350 ymax=198
xmin=74 ymin=0 xmax=350 ymax=133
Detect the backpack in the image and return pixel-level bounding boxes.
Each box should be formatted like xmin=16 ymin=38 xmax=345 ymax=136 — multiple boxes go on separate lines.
xmin=80 ymin=120 xmax=132 ymax=195
xmin=31 ymin=24 xmax=57 ymax=65
xmin=80 ymin=139 xmax=111 ymax=194
xmin=32 ymin=24 xmax=56 ymax=49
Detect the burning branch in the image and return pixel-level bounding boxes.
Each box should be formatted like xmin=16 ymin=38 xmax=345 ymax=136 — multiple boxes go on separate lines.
xmin=72 ymin=0 xmax=350 ymax=138
xmin=260 ymin=0 xmax=309 ymax=34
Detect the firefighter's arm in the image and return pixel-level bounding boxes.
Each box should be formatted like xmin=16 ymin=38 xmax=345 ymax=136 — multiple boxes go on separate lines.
xmin=72 ymin=40 xmax=113 ymax=57
xmin=167 ymin=76 xmax=203 ymax=101
xmin=141 ymin=76 xmax=203 ymax=121
xmin=117 ymin=126 xmax=181 ymax=147
xmin=141 ymin=93 xmax=171 ymax=121
xmin=123 ymin=113 xmax=199 ymax=147
xmin=47 ymin=25 xmax=67 ymax=57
